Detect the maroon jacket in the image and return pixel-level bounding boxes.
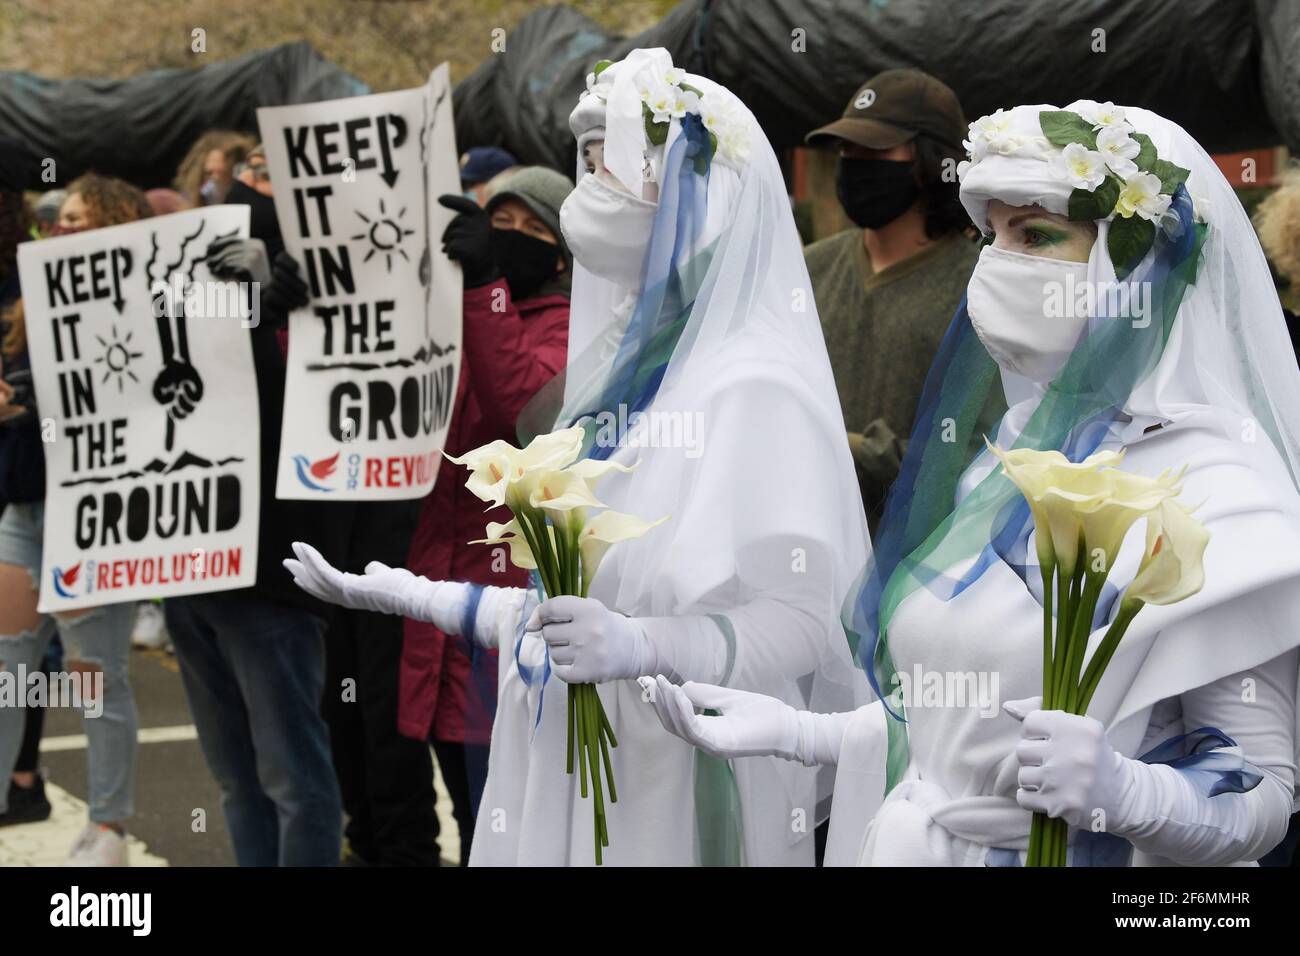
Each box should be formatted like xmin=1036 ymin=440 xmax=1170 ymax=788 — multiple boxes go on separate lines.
xmin=398 ymin=277 xmax=569 ymax=743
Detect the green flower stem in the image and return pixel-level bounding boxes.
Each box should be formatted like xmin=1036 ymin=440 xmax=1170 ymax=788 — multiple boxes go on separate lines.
xmin=566 ymin=685 xmax=576 ymax=775
xmin=599 ymin=721 xmax=618 ymax=804
xmin=1063 ymin=573 xmax=1106 ymax=714
xmin=1077 ymin=598 xmax=1144 ymax=713
xmin=584 ymin=689 xmax=608 ymax=841
xmin=1049 ymin=565 xmax=1081 ymax=710
xmin=1029 ymin=560 xmax=1057 ymax=867
xmin=599 ymin=700 xmax=619 ymax=749
xmin=576 ymin=682 xmax=589 ymax=800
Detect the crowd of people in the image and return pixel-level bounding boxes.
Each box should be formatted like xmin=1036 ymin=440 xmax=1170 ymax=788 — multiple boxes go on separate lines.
xmin=2 ymin=48 xmax=1300 ymax=867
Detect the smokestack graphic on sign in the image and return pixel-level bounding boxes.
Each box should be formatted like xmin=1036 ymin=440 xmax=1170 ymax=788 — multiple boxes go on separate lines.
xmin=146 ymin=220 xmax=224 ymax=451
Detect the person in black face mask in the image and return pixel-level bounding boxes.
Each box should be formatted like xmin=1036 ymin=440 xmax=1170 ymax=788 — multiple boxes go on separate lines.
xmin=437 ymin=166 xmax=572 ymax=300
xmin=802 ymin=69 xmax=983 ymax=538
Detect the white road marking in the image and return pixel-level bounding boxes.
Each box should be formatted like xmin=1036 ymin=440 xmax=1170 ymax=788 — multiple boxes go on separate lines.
xmin=40 ymin=724 xmax=199 ymax=753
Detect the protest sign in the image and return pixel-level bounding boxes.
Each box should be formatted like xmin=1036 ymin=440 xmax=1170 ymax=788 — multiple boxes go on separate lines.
xmin=17 ymin=206 xmax=260 ymax=611
xmin=259 ymin=63 xmax=461 ymax=500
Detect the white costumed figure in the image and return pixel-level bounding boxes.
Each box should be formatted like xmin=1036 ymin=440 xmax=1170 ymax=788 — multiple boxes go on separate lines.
xmin=285 ymin=48 xmax=871 ymax=865
xmin=646 ymin=101 xmax=1300 ymax=867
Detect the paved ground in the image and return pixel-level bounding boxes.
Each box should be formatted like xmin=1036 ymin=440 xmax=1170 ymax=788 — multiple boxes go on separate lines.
xmin=0 ymin=643 xmax=459 ymax=866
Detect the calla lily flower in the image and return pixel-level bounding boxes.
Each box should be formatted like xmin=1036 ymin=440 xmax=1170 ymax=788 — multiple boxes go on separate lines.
xmin=578 ymin=509 xmax=668 ymax=593
xmin=470 ymin=519 xmax=540 ymax=570
xmin=1075 ymin=467 xmax=1184 ymax=573
xmin=447 ymin=426 xmax=586 ymax=509
xmin=987 ymin=442 xmax=1125 ymax=576
xmin=1125 ymin=499 xmax=1210 ymax=606
xmin=529 ymin=470 xmax=606 ymax=534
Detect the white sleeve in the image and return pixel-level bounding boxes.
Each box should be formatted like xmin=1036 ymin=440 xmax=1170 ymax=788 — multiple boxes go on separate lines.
xmin=404 ymin=580 xmax=528 ymax=650
xmin=1112 ymin=648 xmax=1298 ymax=865
xmin=634 ymin=536 xmax=840 ymax=688
xmin=792 ymin=708 xmax=858 ymax=767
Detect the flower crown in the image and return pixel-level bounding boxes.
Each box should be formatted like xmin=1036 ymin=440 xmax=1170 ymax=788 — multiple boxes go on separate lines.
xmin=584 ymin=59 xmax=752 ymax=167
xmin=958 ymin=102 xmax=1193 ymax=275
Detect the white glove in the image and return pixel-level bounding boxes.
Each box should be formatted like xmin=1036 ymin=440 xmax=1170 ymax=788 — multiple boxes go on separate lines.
xmin=638 ymin=674 xmax=848 ymax=767
xmin=1005 ymin=696 xmax=1134 ymax=830
xmin=526 ymin=595 xmax=651 ymax=683
xmin=1006 ymin=690 xmax=1296 ymax=864
xmin=284 ymin=541 xmax=428 ymax=617
xmin=283 ymin=541 xmax=526 ymax=648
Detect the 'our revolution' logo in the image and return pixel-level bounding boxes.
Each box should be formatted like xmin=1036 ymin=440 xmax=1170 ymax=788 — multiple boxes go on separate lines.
xmin=292 ymin=451 xmax=340 ymax=492
xmin=50 ymin=561 xmax=82 ymax=599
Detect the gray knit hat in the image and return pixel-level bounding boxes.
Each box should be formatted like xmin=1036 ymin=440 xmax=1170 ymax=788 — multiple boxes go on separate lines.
xmin=485 ymin=166 xmax=575 ymax=267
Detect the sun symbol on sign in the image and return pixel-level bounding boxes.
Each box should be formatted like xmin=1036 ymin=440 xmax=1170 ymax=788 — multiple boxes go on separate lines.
xmin=351 ymin=199 xmax=416 ymax=273
xmin=93 ymin=324 xmax=144 ymax=393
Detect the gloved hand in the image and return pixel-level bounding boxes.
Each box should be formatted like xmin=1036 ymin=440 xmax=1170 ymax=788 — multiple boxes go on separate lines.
xmin=205 ymin=236 xmax=271 ymax=287
xmin=526 ymin=595 xmax=650 ymax=683
xmin=283 ymin=541 xmax=428 ymax=617
xmin=438 ymin=194 xmax=500 ymax=288
xmin=283 ymin=541 xmax=525 ymax=645
xmin=1005 ymin=696 xmax=1134 ymax=830
xmin=639 ymin=675 xmax=811 ymax=763
xmin=261 ymin=251 xmax=310 ymax=328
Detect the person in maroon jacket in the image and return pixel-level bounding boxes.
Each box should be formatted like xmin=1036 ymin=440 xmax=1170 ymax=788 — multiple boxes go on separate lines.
xmin=405 ymin=167 xmax=572 ymax=864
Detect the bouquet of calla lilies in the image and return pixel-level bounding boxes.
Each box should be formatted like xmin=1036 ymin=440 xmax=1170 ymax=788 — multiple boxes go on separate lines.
xmin=448 ymin=426 xmax=666 ymax=864
xmin=989 ymin=442 xmax=1210 ymax=867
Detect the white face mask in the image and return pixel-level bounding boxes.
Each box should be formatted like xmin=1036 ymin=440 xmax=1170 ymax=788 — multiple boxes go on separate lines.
xmin=967 ymin=244 xmax=1093 ymax=384
xmin=559 ymin=171 xmax=658 ymax=290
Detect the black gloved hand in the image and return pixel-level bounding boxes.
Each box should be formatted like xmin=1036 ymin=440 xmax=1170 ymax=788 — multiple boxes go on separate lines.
xmin=261 ymin=251 xmax=310 ymax=329
xmin=438 ymin=194 xmax=501 ymax=288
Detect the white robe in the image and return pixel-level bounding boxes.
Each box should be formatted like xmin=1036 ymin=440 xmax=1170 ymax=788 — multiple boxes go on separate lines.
xmin=826 ymin=421 xmax=1300 ymax=866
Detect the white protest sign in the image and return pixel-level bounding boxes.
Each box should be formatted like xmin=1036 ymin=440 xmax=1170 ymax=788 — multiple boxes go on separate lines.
xmin=17 ymin=206 xmax=260 ymax=611
xmin=259 ymin=63 xmax=462 ymax=500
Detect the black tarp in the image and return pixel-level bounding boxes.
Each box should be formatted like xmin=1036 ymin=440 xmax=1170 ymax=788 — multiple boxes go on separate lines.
xmin=0 ymin=42 xmax=369 ymax=190
xmin=454 ymin=0 xmax=1297 ymax=172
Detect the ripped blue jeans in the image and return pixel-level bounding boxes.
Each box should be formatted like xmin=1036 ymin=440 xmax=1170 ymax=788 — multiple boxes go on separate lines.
xmin=0 ymin=501 xmax=138 ymax=823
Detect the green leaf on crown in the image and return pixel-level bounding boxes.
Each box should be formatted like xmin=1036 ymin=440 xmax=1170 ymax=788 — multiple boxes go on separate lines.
xmin=1108 ymin=213 xmax=1155 ymax=278
xmin=1040 ymin=110 xmax=1098 ymax=150
xmin=1150 ymin=158 xmax=1190 ymax=194
xmin=1130 ymin=132 xmax=1158 ymax=172
xmin=643 ymin=102 xmax=668 ymax=146
xmin=1068 ymin=174 xmax=1120 ymax=221
xmin=593 ymin=59 xmax=613 ymax=77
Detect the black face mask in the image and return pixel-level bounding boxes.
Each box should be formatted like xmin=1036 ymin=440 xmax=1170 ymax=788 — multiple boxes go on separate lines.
xmin=492 ymin=227 xmax=561 ymax=300
xmin=835 ymin=156 xmax=920 ymax=229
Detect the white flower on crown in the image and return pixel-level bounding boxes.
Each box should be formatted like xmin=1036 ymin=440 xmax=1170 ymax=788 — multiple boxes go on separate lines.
xmin=699 ymin=91 xmax=752 ymax=164
xmin=640 ymin=74 xmax=694 ymax=124
xmin=1075 ymin=100 xmax=1134 ymax=133
xmin=969 ymin=108 xmax=1015 ymax=143
xmin=585 ymin=68 xmax=614 ymax=102
xmin=1095 ymin=126 xmax=1140 ymax=178
xmin=1049 ymin=142 xmax=1107 ymax=190
xmin=1115 ymin=171 xmax=1171 ymax=222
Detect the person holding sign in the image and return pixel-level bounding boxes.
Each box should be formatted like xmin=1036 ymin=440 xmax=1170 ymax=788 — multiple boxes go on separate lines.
xmin=0 ymin=171 xmax=150 ymax=864
xmin=401 ymin=166 xmax=573 ymax=864
xmin=162 ymin=165 xmax=349 ymax=868
xmin=286 ymin=49 xmax=871 ymax=866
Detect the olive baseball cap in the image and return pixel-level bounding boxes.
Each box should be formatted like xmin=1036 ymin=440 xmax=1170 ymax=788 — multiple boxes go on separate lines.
xmin=806 ymin=69 xmax=966 ymax=153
